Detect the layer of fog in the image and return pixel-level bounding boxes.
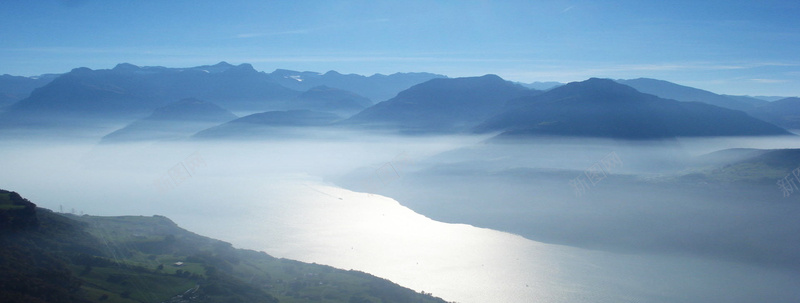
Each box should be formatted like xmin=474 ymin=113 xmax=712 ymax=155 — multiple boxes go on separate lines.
xmin=1 ymin=129 xmax=799 ymax=302
xmin=337 ymin=135 xmax=800 ymax=271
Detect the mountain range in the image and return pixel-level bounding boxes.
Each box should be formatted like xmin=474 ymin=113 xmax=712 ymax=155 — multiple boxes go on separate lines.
xmin=690 ymin=148 xmax=800 ymax=183
xmin=0 ymin=62 xmax=438 ymax=130
xmin=476 ymin=78 xmax=790 ymax=139
xmin=0 ymin=63 xmax=286 ymax=130
xmin=614 ymin=78 xmax=799 ymax=130
xmin=616 ymin=78 xmax=768 ymax=111
xmin=0 ymin=74 xmax=58 ymax=108
xmin=193 ymin=110 xmax=342 ymax=139
xmin=746 ymin=97 xmax=800 ymax=130
xmin=266 ymin=69 xmax=445 ymax=102
xmin=343 ymin=74 xmax=536 ymax=133
xmin=286 ymin=85 xmax=372 ymax=116
xmin=0 ymin=62 xmax=797 ymax=140
xmin=100 ymin=98 xmax=238 ymax=143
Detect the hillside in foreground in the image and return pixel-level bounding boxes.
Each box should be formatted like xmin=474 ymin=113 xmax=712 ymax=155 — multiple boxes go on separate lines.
xmin=0 ymin=189 xmax=449 ymax=303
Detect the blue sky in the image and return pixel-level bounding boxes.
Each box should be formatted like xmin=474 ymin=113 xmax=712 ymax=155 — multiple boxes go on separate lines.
xmin=2 ymin=0 xmax=800 ymax=96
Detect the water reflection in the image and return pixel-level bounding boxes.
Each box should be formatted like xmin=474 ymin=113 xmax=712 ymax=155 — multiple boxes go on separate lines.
xmin=1 ymin=137 xmax=798 ymax=302
xmin=169 ymin=179 xmax=800 ymax=303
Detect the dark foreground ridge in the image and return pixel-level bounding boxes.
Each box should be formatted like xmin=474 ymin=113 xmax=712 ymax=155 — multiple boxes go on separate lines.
xmin=0 ymin=189 xmax=449 ymax=303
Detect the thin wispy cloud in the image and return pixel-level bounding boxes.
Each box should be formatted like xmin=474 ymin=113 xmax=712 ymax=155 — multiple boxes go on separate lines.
xmin=499 ymin=62 xmax=748 ymax=79
xmin=539 ymin=61 xmax=800 ymax=77
xmin=236 ymin=28 xmax=316 ymax=39
xmin=491 ymin=61 xmax=788 ymax=82
xmin=236 ymin=18 xmax=389 ymax=39
xmin=750 ymin=78 xmax=791 ymax=84
xmin=616 ymin=63 xmax=748 ymax=72
xmin=1 ymin=46 xmax=124 ymax=54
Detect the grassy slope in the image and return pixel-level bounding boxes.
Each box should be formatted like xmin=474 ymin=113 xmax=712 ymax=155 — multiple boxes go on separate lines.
xmin=0 ymin=189 xmax=449 ymax=303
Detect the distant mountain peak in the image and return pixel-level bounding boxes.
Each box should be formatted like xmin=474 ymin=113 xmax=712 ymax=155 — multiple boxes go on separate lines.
xmin=69 ymin=67 xmax=93 ymax=74
xmin=237 ymin=62 xmax=254 ymax=69
xmin=478 ymin=77 xmax=790 ymax=139
xmin=530 ymin=77 xmax=645 ymax=105
xmin=409 ymin=74 xmax=517 ymax=90
xmin=344 ymin=75 xmax=534 ymax=132
xmin=174 ymin=97 xmax=208 ymax=105
xmin=213 ymin=61 xmax=234 ymax=68
xmin=567 ymin=77 xmax=628 ymax=89
xmin=228 ymin=63 xmax=257 ymax=73
xmin=100 ymin=98 xmax=238 ymax=143
xmin=625 ymin=77 xmax=663 ymax=82
xmin=775 ymin=96 xmax=800 ymax=103
xmin=615 ymin=77 xmax=759 ymax=111
xmin=113 ymin=63 xmax=140 ymax=71
xmin=479 ymin=74 xmax=504 ymax=80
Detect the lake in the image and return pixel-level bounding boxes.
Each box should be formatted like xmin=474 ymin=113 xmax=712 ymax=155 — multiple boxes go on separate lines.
xmin=1 ymin=137 xmax=799 ymax=302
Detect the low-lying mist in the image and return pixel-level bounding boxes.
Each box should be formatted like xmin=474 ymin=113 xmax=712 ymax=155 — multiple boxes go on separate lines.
xmin=338 ymin=135 xmax=800 ymax=270
xmin=0 ymin=129 xmax=484 ymax=215
xmin=2 ymin=128 xmax=800 ymax=302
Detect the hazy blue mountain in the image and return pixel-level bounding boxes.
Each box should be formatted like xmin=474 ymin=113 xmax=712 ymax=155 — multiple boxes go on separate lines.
xmin=193 ymin=110 xmax=340 ymax=139
xmin=746 ymin=97 xmax=800 ymax=129
xmin=1 ymin=62 xmax=300 ymax=129
xmin=343 ymin=75 xmax=536 ymax=133
xmin=721 ymin=95 xmax=770 ymax=107
xmin=267 ymin=69 xmax=445 ymax=102
xmin=100 ymin=98 xmax=237 ymax=143
xmin=0 ymin=93 xmax=17 ymax=109
xmin=190 ymin=63 xmax=300 ymax=109
xmin=287 ymin=85 xmax=372 ymax=116
xmin=691 ymin=148 xmax=770 ymax=167
xmin=519 ymin=81 xmax=564 ymax=91
xmin=684 ymin=148 xmax=800 ymax=184
xmin=0 ymin=67 xmax=150 ymax=130
xmin=733 ymin=148 xmax=800 ymax=172
xmin=134 ymin=98 xmax=236 ymax=122
xmin=0 ymin=74 xmax=58 ymax=108
xmin=477 ymin=78 xmax=791 ymax=139
xmin=616 ymin=78 xmax=758 ymax=111
xmin=11 ymin=66 xmax=148 ymax=116
xmin=754 ymin=95 xmax=791 ymax=102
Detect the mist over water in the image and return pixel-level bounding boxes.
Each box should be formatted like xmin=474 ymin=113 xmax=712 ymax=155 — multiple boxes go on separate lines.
xmin=2 ymin=129 xmax=800 ymax=302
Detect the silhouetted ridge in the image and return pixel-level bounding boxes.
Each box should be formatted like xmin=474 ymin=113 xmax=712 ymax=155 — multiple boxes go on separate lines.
xmin=0 ymin=73 xmax=59 ymax=107
xmin=146 ymin=98 xmax=236 ymax=121
xmin=112 ymin=62 xmax=140 ymax=71
xmin=232 ymin=110 xmax=339 ymax=126
xmin=747 ymin=97 xmax=800 ymax=129
xmin=3 ymin=62 xmax=300 ymax=127
xmin=478 ymin=78 xmax=790 ymax=139
xmin=266 ymin=69 xmax=444 ymax=102
xmin=617 ymin=78 xmax=762 ymax=111
xmin=288 ymin=85 xmax=372 ymax=115
xmin=192 ymin=110 xmax=341 ymax=139
xmin=100 ymin=98 xmax=237 ymax=143
xmin=344 ymin=74 xmax=535 ymax=132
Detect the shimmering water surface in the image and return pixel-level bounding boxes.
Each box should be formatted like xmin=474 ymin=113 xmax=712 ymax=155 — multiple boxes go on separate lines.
xmin=166 ymin=178 xmax=799 ymax=303
xmin=1 ymin=138 xmax=799 ymax=303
